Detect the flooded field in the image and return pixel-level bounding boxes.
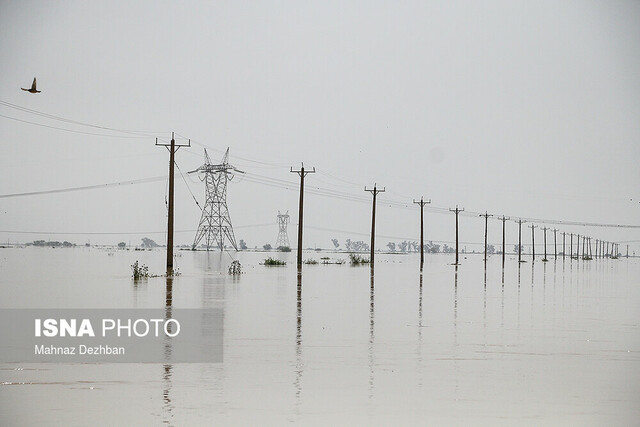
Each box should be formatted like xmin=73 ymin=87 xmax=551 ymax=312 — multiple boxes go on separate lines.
xmin=1 ymin=247 xmax=639 ymax=425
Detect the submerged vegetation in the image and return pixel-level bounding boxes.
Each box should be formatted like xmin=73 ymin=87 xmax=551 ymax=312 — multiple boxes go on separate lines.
xmin=228 ymin=260 xmax=242 ymax=275
xmin=131 ymin=260 xmax=149 ymax=279
xmin=263 ymin=257 xmax=286 ymax=266
xmin=349 ymin=253 xmax=370 ymax=265
xmin=304 ymin=259 xmax=318 ymax=265
xmin=132 ymin=260 xmax=180 ymax=279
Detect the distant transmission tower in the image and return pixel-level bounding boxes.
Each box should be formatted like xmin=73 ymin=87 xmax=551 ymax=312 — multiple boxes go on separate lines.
xmin=276 ymin=211 xmax=290 ymax=248
xmin=191 ymin=148 xmax=244 ymax=251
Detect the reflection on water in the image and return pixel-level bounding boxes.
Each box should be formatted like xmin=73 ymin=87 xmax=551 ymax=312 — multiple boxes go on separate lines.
xmin=368 ymin=271 xmax=375 ymax=400
xmin=1 ymin=249 xmax=639 ymax=425
xmin=294 ymin=271 xmax=303 ymax=409
xmin=163 ymin=275 xmax=174 ymax=426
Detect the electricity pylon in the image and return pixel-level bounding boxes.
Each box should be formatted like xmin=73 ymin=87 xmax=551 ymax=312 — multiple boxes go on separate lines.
xmin=191 ymin=148 xmax=243 ymax=251
xmin=276 ymin=211 xmax=290 ymax=248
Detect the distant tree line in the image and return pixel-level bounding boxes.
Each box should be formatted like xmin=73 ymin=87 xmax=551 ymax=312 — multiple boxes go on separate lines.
xmin=30 ymin=240 xmax=74 ymax=247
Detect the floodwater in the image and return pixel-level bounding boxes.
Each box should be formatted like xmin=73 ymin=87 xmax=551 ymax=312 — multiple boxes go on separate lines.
xmin=1 ymin=247 xmax=639 ymax=426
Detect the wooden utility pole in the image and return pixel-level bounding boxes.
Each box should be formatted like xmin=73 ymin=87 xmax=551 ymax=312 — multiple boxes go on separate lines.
xmin=517 ymin=219 xmax=526 ymax=263
xmin=156 ymin=132 xmax=190 ymax=275
xmin=479 ymin=212 xmax=493 ymax=262
xmin=500 ymin=216 xmax=509 ymax=266
xmin=553 ymin=229 xmax=558 ymax=260
xmin=449 ymin=206 xmax=465 ymax=265
xmin=291 ymin=164 xmax=315 ymax=269
xmin=562 ymin=232 xmax=566 ymax=259
xmin=413 ymin=197 xmax=431 ymax=271
xmin=365 ymin=184 xmax=385 ymax=268
xmin=542 ymin=226 xmax=548 ymax=261
xmin=529 ymin=224 xmax=537 ymax=261
xmin=570 ymin=233 xmax=573 ymax=260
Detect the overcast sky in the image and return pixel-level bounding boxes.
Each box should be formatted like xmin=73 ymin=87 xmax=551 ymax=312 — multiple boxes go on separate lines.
xmin=0 ymin=1 xmax=638 ymax=252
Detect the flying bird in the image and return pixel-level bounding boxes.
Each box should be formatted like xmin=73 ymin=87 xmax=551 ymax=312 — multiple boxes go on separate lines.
xmin=21 ymin=78 xmax=41 ymax=93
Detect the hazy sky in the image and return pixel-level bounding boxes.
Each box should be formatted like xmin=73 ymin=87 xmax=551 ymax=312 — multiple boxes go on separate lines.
xmin=1 ymin=1 xmax=638 ymax=252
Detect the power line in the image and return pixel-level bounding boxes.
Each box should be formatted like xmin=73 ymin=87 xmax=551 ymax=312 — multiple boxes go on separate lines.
xmin=0 ymin=175 xmax=171 ymax=199
xmin=0 ymin=223 xmax=273 ymax=236
xmin=0 ymin=113 xmax=150 ymax=139
xmin=0 ymin=99 xmax=165 ymax=136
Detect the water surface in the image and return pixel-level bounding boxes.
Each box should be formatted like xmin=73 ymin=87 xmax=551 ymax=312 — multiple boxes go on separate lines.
xmin=1 ymin=247 xmax=638 ymax=425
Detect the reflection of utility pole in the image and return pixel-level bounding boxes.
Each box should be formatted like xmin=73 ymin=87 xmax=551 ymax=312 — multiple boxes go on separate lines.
xmin=517 ymin=219 xmax=526 ymax=263
xmin=500 ymin=216 xmax=509 ymax=267
xmin=413 ymin=197 xmax=431 ymax=271
xmin=479 ymin=212 xmax=493 ymax=262
xmin=449 ymin=206 xmax=464 ymax=265
xmin=291 ymin=164 xmax=315 ymax=269
xmin=529 ymin=224 xmax=537 ymax=261
xmin=365 ymin=184 xmax=385 ymax=268
xmin=156 ymin=132 xmax=190 ymax=275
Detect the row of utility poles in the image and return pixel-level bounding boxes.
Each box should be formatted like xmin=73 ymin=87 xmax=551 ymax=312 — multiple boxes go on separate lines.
xmin=159 ymin=145 xmax=627 ymax=276
xmin=277 ymin=166 xmax=627 ymax=274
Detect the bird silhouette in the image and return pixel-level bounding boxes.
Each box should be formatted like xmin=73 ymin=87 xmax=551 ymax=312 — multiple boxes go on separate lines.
xmin=21 ymin=78 xmax=41 ymax=93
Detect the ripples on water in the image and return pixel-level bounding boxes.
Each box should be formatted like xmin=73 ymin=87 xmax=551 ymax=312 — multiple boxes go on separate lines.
xmin=1 ymin=247 xmax=638 ymax=425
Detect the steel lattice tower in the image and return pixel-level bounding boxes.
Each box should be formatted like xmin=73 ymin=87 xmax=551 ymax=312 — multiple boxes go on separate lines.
xmin=191 ymin=148 xmax=243 ymax=251
xmin=276 ymin=211 xmax=290 ymax=248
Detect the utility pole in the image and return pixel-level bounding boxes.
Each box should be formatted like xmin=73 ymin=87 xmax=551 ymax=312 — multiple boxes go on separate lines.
xmin=542 ymin=226 xmax=548 ymax=261
xmin=517 ymin=219 xmax=526 ymax=263
xmin=576 ymin=235 xmax=581 ymax=258
xmin=291 ymin=164 xmax=315 ymax=269
xmin=553 ymin=229 xmax=558 ymax=260
xmin=500 ymin=216 xmax=509 ymax=266
xmin=365 ymin=184 xmax=385 ymax=268
xmin=449 ymin=206 xmax=465 ymax=265
xmin=479 ymin=211 xmax=493 ymax=262
xmin=413 ymin=197 xmax=431 ymax=271
xmin=156 ymin=132 xmax=190 ymax=275
xmin=562 ymin=232 xmax=566 ymax=259
xmin=529 ymin=224 xmax=537 ymax=261
xmin=570 ymin=233 xmax=573 ymax=260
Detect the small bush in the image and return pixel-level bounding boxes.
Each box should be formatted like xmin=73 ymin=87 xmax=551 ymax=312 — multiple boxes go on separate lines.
xmin=304 ymin=259 xmax=318 ymax=265
xmin=228 ymin=260 xmax=242 ymax=275
xmin=263 ymin=257 xmax=286 ymax=266
xmin=349 ymin=253 xmax=370 ymax=265
xmin=131 ymin=260 xmax=149 ymax=279
xmin=277 ymin=246 xmax=291 ymax=252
